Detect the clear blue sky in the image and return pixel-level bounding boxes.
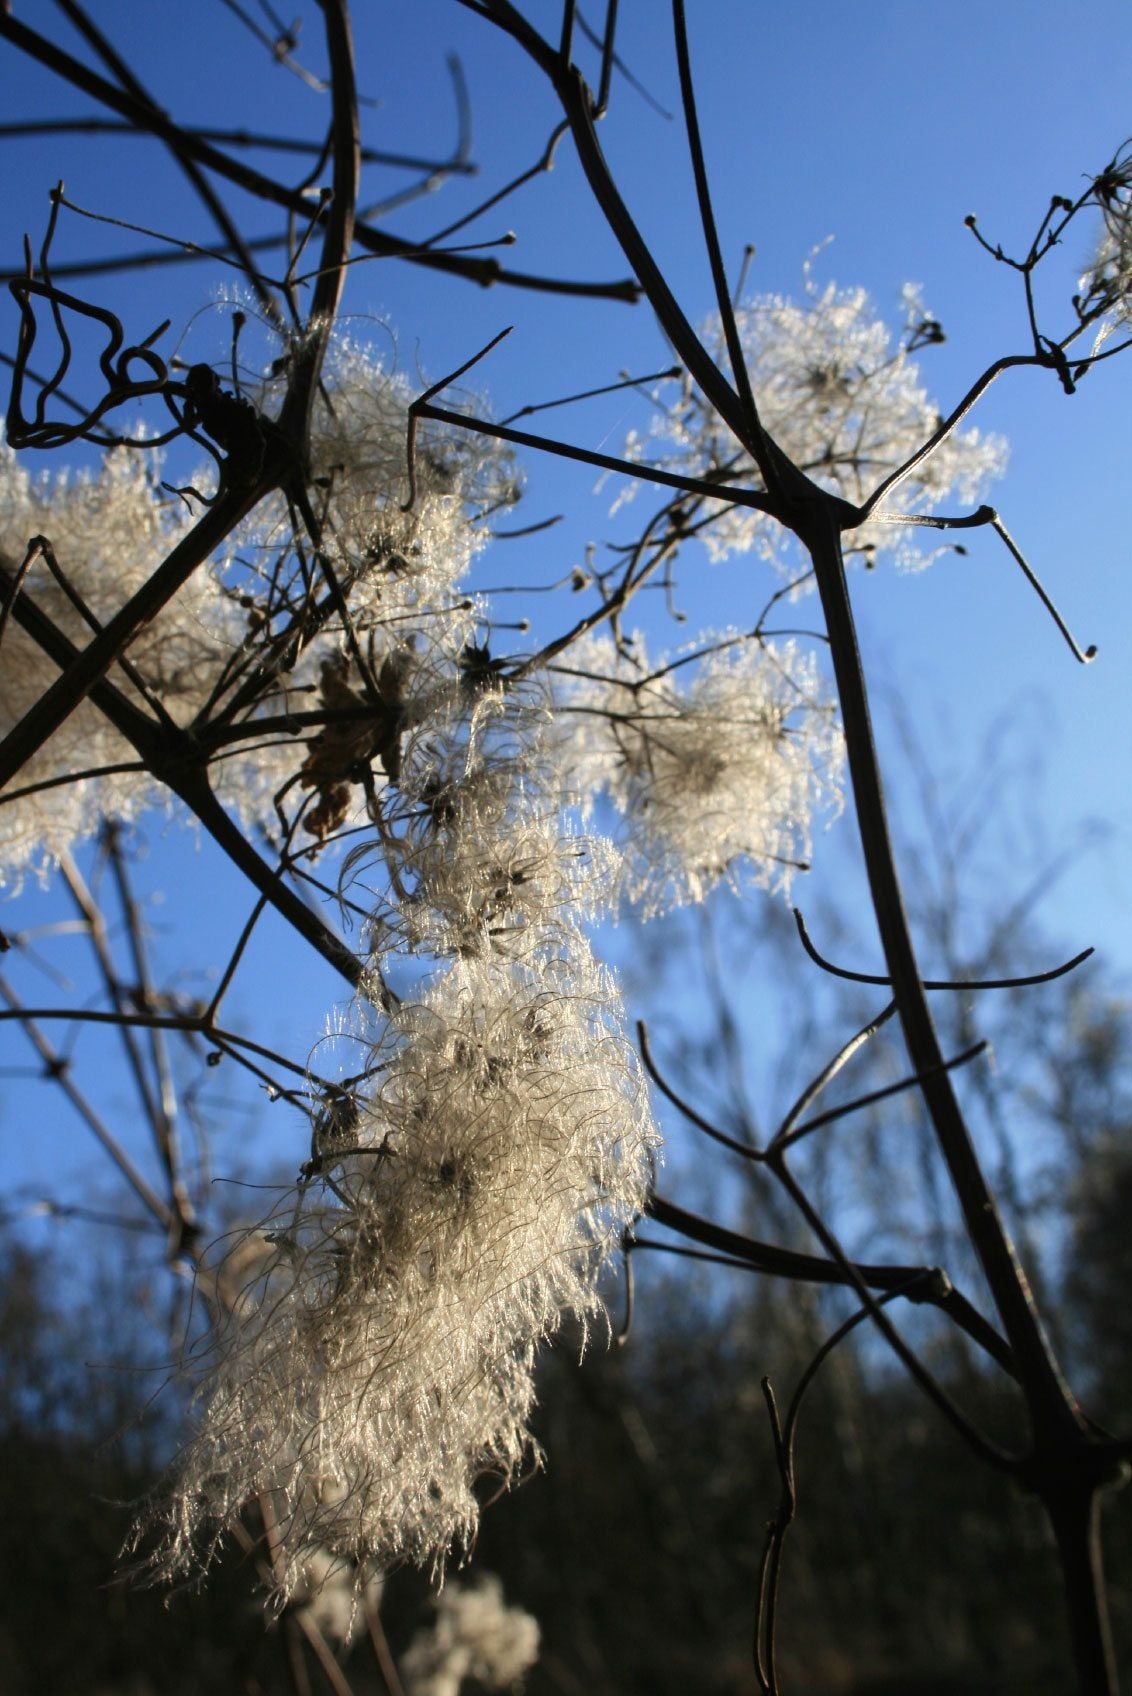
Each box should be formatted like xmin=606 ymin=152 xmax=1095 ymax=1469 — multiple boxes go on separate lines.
xmin=0 ymin=2 xmax=1129 ymax=1228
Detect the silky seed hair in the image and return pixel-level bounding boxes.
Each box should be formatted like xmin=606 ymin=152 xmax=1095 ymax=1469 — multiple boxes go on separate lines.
xmin=557 ymin=631 xmax=844 ymax=915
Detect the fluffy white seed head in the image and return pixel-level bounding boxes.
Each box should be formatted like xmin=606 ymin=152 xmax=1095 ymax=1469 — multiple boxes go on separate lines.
xmin=557 ymin=632 xmax=843 ymax=915
xmin=156 ymin=936 xmax=655 ymax=1585
xmin=0 ymin=447 xmax=242 ymax=883
xmin=402 ymin=1574 xmax=540 ymax=1696
xmin=291 ymin=1546 xmax=383 ymax=1645
xmin=350 ymin=665 xmax=615 ymax=960
xmin=621 ymin=272 xmax=1006 ymax=570
xmin=242 ymin=341 xmax=518 ymax=637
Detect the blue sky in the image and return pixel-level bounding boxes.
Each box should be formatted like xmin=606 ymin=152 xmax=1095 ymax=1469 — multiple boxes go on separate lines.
xmin=0 ymin=1 xmax=1129 ymax=1233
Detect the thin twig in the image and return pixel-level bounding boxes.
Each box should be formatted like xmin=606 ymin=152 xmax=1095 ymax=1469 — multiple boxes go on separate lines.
xmin=791 ymin=907 xmax=1095 ymax=990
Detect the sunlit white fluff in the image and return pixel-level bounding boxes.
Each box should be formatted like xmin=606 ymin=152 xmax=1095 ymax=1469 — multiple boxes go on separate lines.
xmin=157 ymin=937 xmax=654 ymax=1588
xmin=402 ymin=1573 xmax=540 ymax=1696
xmin=0 ymin=447 xmax=239 ymax=883
xmin=620 ymin=270 xmax=1006 ymax=570
xmin=556 ymin=631 xmax=843 ymax=915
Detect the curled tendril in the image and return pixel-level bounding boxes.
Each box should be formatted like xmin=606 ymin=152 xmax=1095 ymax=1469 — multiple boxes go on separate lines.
xmin=6 ymin=192 xmax=275 ymax=489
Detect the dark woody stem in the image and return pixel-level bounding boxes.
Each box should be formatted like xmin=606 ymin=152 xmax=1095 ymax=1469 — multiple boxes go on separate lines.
xmin=801 ymin=511 xmax=1079 ymax=1432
